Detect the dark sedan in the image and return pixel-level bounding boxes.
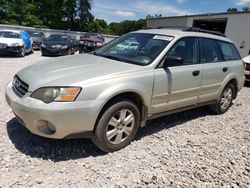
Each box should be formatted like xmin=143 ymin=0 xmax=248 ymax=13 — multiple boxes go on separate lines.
xmin=41 ymin=34 xmax=75 ymax=56
xmin=26 ymin=30 xmax=45 ymax=50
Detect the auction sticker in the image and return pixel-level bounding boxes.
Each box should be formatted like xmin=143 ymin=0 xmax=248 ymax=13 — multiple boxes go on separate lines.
xmin=153 ymin=35 xmax=174 ymax=41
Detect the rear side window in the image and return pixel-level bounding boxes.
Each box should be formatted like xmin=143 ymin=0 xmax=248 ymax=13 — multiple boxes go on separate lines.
xmin=199 ymin=38 xmax=223 ymax=63
xmin=218 ymin=41 xmax=241 ymax=61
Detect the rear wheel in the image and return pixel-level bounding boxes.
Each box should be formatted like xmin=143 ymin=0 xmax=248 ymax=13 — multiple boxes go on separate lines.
xmin=210 ymin=83 xmax=235 ymax=114
xmin=92 ymin=99 xmax=140 ymax=152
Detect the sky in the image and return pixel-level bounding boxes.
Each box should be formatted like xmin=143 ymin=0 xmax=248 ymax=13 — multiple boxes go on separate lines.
xmin=91 ymin=0 xmax=250 ymax=23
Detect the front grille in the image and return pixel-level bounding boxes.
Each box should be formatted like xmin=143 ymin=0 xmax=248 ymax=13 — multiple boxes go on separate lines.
xmin=246 ymin=74 xmax=250 ymax=80
xmin=12 ymin=76 xmax=29 ymax=97
xmin=0 ymin=43 xmax=7 ymax=48
xmin=246 ymin=63 xmax=250 ymax=71
xmin=81 ymin=40 xmax=96 ymax=46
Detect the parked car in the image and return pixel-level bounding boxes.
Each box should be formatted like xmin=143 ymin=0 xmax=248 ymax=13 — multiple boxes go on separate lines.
xmin=79 ymin=33 xmax=105 ymax=53
xmin=5 ymin=28 xmax=245 ymax=152
xmin=0 ymin=30 xmax=33 ymax=57
xmin=41 ymin=34 xmax=75 ymax=56
xmin=26 ymin=30 xmax=45 ymax=50
xmin=70 ymin=36 xmax=79 ymax=52
xmin=242 ymin=55 xmax=250 ymax=82
xmin=115 ymin=41 xmax=139 ymax=52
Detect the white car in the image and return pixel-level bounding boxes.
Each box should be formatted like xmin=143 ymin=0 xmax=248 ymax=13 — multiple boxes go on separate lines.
xmin=243 ymin=55 xmax=250 ymax=81
xmin=0 ymin=30 xmax=33 ymax=57
xmin=116 ymin=41 xmax=139 ymax=51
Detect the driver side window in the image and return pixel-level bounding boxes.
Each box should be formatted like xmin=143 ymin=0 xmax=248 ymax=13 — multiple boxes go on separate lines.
xmin=167 ymin=37 xmax=198 ymax=66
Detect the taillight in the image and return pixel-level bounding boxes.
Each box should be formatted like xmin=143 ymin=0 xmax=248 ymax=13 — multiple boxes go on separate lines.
xmin=242 ymin=60 xmax=246 ymax=70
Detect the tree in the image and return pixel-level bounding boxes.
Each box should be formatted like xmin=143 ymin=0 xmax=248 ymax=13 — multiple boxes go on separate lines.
xmin=227 ymin=8 xmax=238 ymax=13
xmin=146 ymin=14 xmax=162 ymax=19
xmin=108 ymin=19 xmax=146 ymax=35
xmin=242 ymin=7 xmax=250 ymax=12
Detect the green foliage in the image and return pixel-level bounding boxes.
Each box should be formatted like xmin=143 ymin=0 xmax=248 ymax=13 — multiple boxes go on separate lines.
xmin=108 ymin=19 xmax=147 ymax=35
xmin=242 ymin=7 xmax=250 ymax=12
xmin=227 ymin=7 xmax=250 ymax=13
xmin=146 ymin=14 xmax=162 ymax=19
xmin=227 ymin=8 xmax=238 ymax=13
xmin=0 ymin=0 xmax=147 ymax=35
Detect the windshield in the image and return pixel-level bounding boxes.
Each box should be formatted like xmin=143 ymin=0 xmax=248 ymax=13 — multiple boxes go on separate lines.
xmin=84 ymin=34 xmax=98 ymax=39
xmin=0 ymin=31 xmax=20 ymax=39
xmin=28 ymin=31 xmax=41 ymax=37
xmin=47 ymin=35 xmax=68 ymax=41
xmin=95 ymin=33 xmax=172 ymax=66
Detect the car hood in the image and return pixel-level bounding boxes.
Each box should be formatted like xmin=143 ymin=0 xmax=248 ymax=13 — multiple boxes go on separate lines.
xmin=17 ymin=54 xmax=143 ymax=91
xmin=0 ymin=37 xmax=23 ymax=45
xmin=44 ymin=41 xmax=70 ymax=46
xmin=243 ymin=55 xmax=250 ymax=64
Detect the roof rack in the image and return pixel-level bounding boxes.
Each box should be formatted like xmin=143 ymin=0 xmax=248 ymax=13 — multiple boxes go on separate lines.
xmin=183 ymin=27 xmax=226 ymax=37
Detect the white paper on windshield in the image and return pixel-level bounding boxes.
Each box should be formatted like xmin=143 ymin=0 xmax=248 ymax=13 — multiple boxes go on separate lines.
xmin=153 ymin=35 xmax=174 ymax=41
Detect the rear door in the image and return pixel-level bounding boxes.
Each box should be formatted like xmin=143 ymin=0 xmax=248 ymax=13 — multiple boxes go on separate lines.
xmin=151 ymin=37 xmax=201 ymax=114
xmin=198 ymin=38 xmax=229 ymax=103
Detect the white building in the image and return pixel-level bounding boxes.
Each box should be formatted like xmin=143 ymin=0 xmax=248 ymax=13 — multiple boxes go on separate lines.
xmin=147 ymin=12 xmax=250 ymax=57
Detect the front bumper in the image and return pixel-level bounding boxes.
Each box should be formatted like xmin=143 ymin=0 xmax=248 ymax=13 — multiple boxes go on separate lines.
xmin=0 ymin=46 xmax=21 ymax=54
xmin=33 ymin=42 xmax=42 ymax=50
xmin=5 ymin=82 xmax=104 ymax=139
xmin=41 ymin=47 xmax=69 ymax=56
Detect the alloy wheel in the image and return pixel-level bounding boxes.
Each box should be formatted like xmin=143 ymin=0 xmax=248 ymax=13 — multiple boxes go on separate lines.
xmin=106 ymin=109 xmax=135 ymax=145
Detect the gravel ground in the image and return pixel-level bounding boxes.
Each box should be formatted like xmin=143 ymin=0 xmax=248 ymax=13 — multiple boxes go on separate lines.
xmin=0 ymin=51 xmax=249 ymax=187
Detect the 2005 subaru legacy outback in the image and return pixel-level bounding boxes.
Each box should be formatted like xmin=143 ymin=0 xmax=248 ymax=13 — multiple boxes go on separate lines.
xmin=5 ymin=28 xmax=245 ymax=152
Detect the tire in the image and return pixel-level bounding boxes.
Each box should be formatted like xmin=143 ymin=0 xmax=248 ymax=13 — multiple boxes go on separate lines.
xmin=92 ymin=99 xmax=140 ymax=152
xmin=67 ymin=49 xmax=71 ymax=55
xmin=71 ymin=48 xmax=75 ymax=55
xmin=79 ymin=49 xmax=83 ymax=54
xmin=30 ymin=46 xmax=34 ymax=54
xmin=210 ymin=83 xmax=235 ymax=114
xmin=18 ymin=46 xmax=25 ymax=57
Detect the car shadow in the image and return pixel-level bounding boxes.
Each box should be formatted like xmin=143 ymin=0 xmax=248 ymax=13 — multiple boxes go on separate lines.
xmin=6 ymin=106 xmax=212 ymax=161
xmin=0 ymin=54 xmax=19 ymax=58
xmin=6 ymin=118 xmax=105 ymax=161
xmin=136 ymin=106 xmax=211 ymax=140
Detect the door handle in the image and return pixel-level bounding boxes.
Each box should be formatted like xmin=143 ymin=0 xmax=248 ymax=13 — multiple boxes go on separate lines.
xmin=223 ymin=67 xmax=228 ymax=72
xmin=192 ymin=70 xmax=200 ymax=76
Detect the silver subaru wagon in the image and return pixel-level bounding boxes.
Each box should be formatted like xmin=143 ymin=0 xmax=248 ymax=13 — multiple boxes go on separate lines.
xmin=5 ymin=28 xmax=245 ymax=152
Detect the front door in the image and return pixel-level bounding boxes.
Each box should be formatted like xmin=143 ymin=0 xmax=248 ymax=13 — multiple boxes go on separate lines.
xmin=151 ymin=37 xmax=201 ymax=114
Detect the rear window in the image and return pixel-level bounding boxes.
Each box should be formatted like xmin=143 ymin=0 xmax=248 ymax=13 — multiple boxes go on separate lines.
xmin=218 ymin=41 xmax=241 ymax=61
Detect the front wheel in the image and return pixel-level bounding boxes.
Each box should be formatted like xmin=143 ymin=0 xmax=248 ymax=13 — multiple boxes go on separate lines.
xmin=18 ymin=46 xmax=25 ymax=57
xmin=210 ymin=83 xmax=235 ymax=114
xmin=92 ymin=100 xmax=140 ymax=152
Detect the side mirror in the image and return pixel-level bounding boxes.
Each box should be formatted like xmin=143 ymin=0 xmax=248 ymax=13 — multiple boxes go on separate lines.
xmin=163 ymin=56 xmax=184 ymax=68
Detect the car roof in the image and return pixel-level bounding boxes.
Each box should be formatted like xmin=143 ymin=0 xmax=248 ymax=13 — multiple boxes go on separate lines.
xmin=0 ymin=29 xmax=21 ymax=34
xmin=133 ymin=28 xmax=232 ymax=43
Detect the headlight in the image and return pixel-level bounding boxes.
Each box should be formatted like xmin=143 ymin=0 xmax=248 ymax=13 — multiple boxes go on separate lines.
xmin=9 ymin=42 xmax=19 ymax=47
xmin=31 ymin=87 xmax=81 ymax=103
xmin=41 ymin=43 xmax=46 ymax=48
xmin=96 ymin=42 xmax=103 ymax=47
xmin=61 ymin=45 xmax=68 ymax=49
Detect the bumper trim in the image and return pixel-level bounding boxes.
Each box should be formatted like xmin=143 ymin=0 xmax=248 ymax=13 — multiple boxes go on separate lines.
xmin=63 ymin=131 xmax=93 ymax=139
